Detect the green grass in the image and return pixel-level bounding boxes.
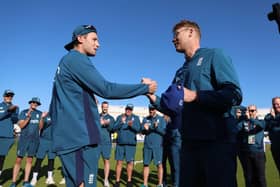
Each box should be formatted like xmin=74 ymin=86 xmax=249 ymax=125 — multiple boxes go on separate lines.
xmin=1 ymin=141 xmax=279 ymax=187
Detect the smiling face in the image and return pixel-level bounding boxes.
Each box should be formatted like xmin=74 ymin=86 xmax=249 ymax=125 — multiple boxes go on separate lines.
xmin=101 ymin=103 xmax=109 ymax=114
xmin=273 ymin=97 xmax=280 ymax=114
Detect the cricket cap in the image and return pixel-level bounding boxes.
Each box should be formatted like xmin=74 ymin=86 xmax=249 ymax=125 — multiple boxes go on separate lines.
xmin=64 ymin=25 xmax=97 ymax=51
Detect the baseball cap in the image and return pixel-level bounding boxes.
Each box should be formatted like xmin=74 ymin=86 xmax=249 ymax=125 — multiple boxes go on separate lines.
xmin=125 ymin=104 xmax=134 ymax=110
xmin=160 ymin=83 xmax=184 ymax=116
xmin=28 ymin=97 xmax=41 ymax=106
xmin=3 ymin=89 xmax=15 ymax=97
xmin=64 ymin=25 xmax=97 ymax=51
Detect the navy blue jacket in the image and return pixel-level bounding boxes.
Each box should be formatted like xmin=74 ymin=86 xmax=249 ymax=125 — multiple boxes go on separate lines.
xmin=154 ymin=48 xmax=242 ymax=142
xmin=50 ymin=50 xmax=149 ymax=154
xmin=100 ymin=113 xmax=115 ymax=145
xmin=264 ymin=113 xmax=280 ymax=147
xmin=141 ymin=114 xmax=166 ymax=148
xmin=113 ymin=114 xmax=140 ymax=145
xmin=237 ymin=118 xmax=265 ymax=152
xmin=0 ymin=102 xmax=19 ymax=138
xmin=19 ymin=109 xmax=42 ymax=141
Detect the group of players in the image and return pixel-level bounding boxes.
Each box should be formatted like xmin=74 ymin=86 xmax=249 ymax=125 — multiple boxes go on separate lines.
xmin=0 ymin=89 xmax=181 ymax=187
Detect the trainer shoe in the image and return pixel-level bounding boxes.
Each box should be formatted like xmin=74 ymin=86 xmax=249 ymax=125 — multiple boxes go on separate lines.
xmin=157 ymin=184 xmax=163 ymax=187
xmin=9 ymin=183 xmax=16 ymax=187
xmin=113 ymin=181 xmax=120 ymax=187
xmin=59 ymin=178 xmax=65 ymax=184
xmin=46 ymin=177 xmax=55 ymax=184
xmin=104 ymin=179 xmax=110 ymax=187
xmin=140 ymin=184 xmax=148 ymax=187
xmin=22 ymin=181 xmax=34 ymax=187
xmin=30 ymin=177 xmax=37 ymax=186
xmin=126 ymin=181 xmax=133 ymax=187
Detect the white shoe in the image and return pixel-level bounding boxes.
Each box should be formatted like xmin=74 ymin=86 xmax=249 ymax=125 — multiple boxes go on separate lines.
xmin=46 ymin=177 xmax=55 ymax=184
xmin=104 ymin=179 xmax=110 ymax=187
xmin=30 ymin=177 xmax=37 ymax=186
xmin=59 ymin=178 xmax=66 ymax=184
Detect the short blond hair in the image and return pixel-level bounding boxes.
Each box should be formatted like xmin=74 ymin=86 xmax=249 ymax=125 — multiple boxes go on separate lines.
xmin=173 ymin=19 xmax=201 ymax=39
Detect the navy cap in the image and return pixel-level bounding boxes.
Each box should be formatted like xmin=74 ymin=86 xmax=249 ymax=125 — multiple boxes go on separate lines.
xmin=64 ymin=25 xmax=97 ymax=51
xmin=125 ymin=103 xmax=134 ymax=110
xmin=160 ymin=83 xmax=184 ymax=116
xmin=3 ymin=89 xmax=15 ymax=97
xmin=28 ymin=97 xmax=41 ymax=106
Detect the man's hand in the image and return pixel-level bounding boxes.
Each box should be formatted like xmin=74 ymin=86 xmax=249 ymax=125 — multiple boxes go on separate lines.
xmin=144 ymin=123 xmax=150 ymax=130
xmin=141 ymin=77 xmax=157 ymax=94
xmin=7 ymin=105 xmax=18 ymax=113
xmin=127 ymin=119 xmax=134 ymax=127
xmin=183 ymin=87 xmax=197 ymax=102
xmin=121 ymin=114 xmax=126 ymax=124
xmin=42 ymin=112 xmax=48 ymax=119
xmin=101 ymin=118 xmax=110 ymax=126
xmin=270 ymin=108 xmax=275 ymax=118
xmin=154 ymin=119 xmax=159 ymax=128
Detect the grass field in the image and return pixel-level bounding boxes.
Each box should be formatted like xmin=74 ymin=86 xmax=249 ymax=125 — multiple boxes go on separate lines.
xmin=0 ymin=141 xmax=279 ymax=187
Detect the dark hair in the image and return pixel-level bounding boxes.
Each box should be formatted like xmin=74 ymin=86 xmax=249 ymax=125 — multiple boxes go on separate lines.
xmin=102 ymin=101 xmax=109 ymax=105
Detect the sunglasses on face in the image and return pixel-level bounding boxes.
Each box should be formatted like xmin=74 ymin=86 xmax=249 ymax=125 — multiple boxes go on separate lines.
xmin=249 ymin=110 xmax=256 ymax=113
xmin=4 ymin=95 xmax=13 ymax=98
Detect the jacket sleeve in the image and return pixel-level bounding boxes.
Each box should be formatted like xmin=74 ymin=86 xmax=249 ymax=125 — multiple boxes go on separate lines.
xmin=69 ymin=56 xmax=149 ymax=99
xmin=248 ymin=119 xmax=265 ymax=134
xmin=149 ymin=95 xmax=174 ymax=116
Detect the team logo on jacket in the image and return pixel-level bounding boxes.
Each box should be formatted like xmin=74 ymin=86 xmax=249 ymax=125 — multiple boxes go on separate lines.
xmin=197 ymin=57 xmax=203 ymax=66
xmin=88 ymin=173 xmax=94 ymax=184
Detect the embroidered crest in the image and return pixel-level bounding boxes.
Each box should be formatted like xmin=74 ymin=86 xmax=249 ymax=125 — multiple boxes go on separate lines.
xmin=197 ymin=57 xmax=203 ymax=66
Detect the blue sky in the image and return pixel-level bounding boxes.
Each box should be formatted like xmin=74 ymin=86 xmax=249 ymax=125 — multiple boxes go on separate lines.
xmin=0 ymin=0 xmax=279 ymax=111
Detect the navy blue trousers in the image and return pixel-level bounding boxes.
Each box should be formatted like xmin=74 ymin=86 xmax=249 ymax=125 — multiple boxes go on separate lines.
xmin=238 ymin=151 xmax=266 ymax=187
xmin=180 ymin=141 xmax=237 ymax=187
xmin=162 ymin=129 xmax=181 ymax=187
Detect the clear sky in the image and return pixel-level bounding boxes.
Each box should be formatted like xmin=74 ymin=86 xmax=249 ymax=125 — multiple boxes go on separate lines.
xmin=0 ymin=0 xmax=279 ymax=111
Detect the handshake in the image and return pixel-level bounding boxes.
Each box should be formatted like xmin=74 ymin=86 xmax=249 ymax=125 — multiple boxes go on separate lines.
xmin=141 ymin=78 xmax=157 ymax=94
